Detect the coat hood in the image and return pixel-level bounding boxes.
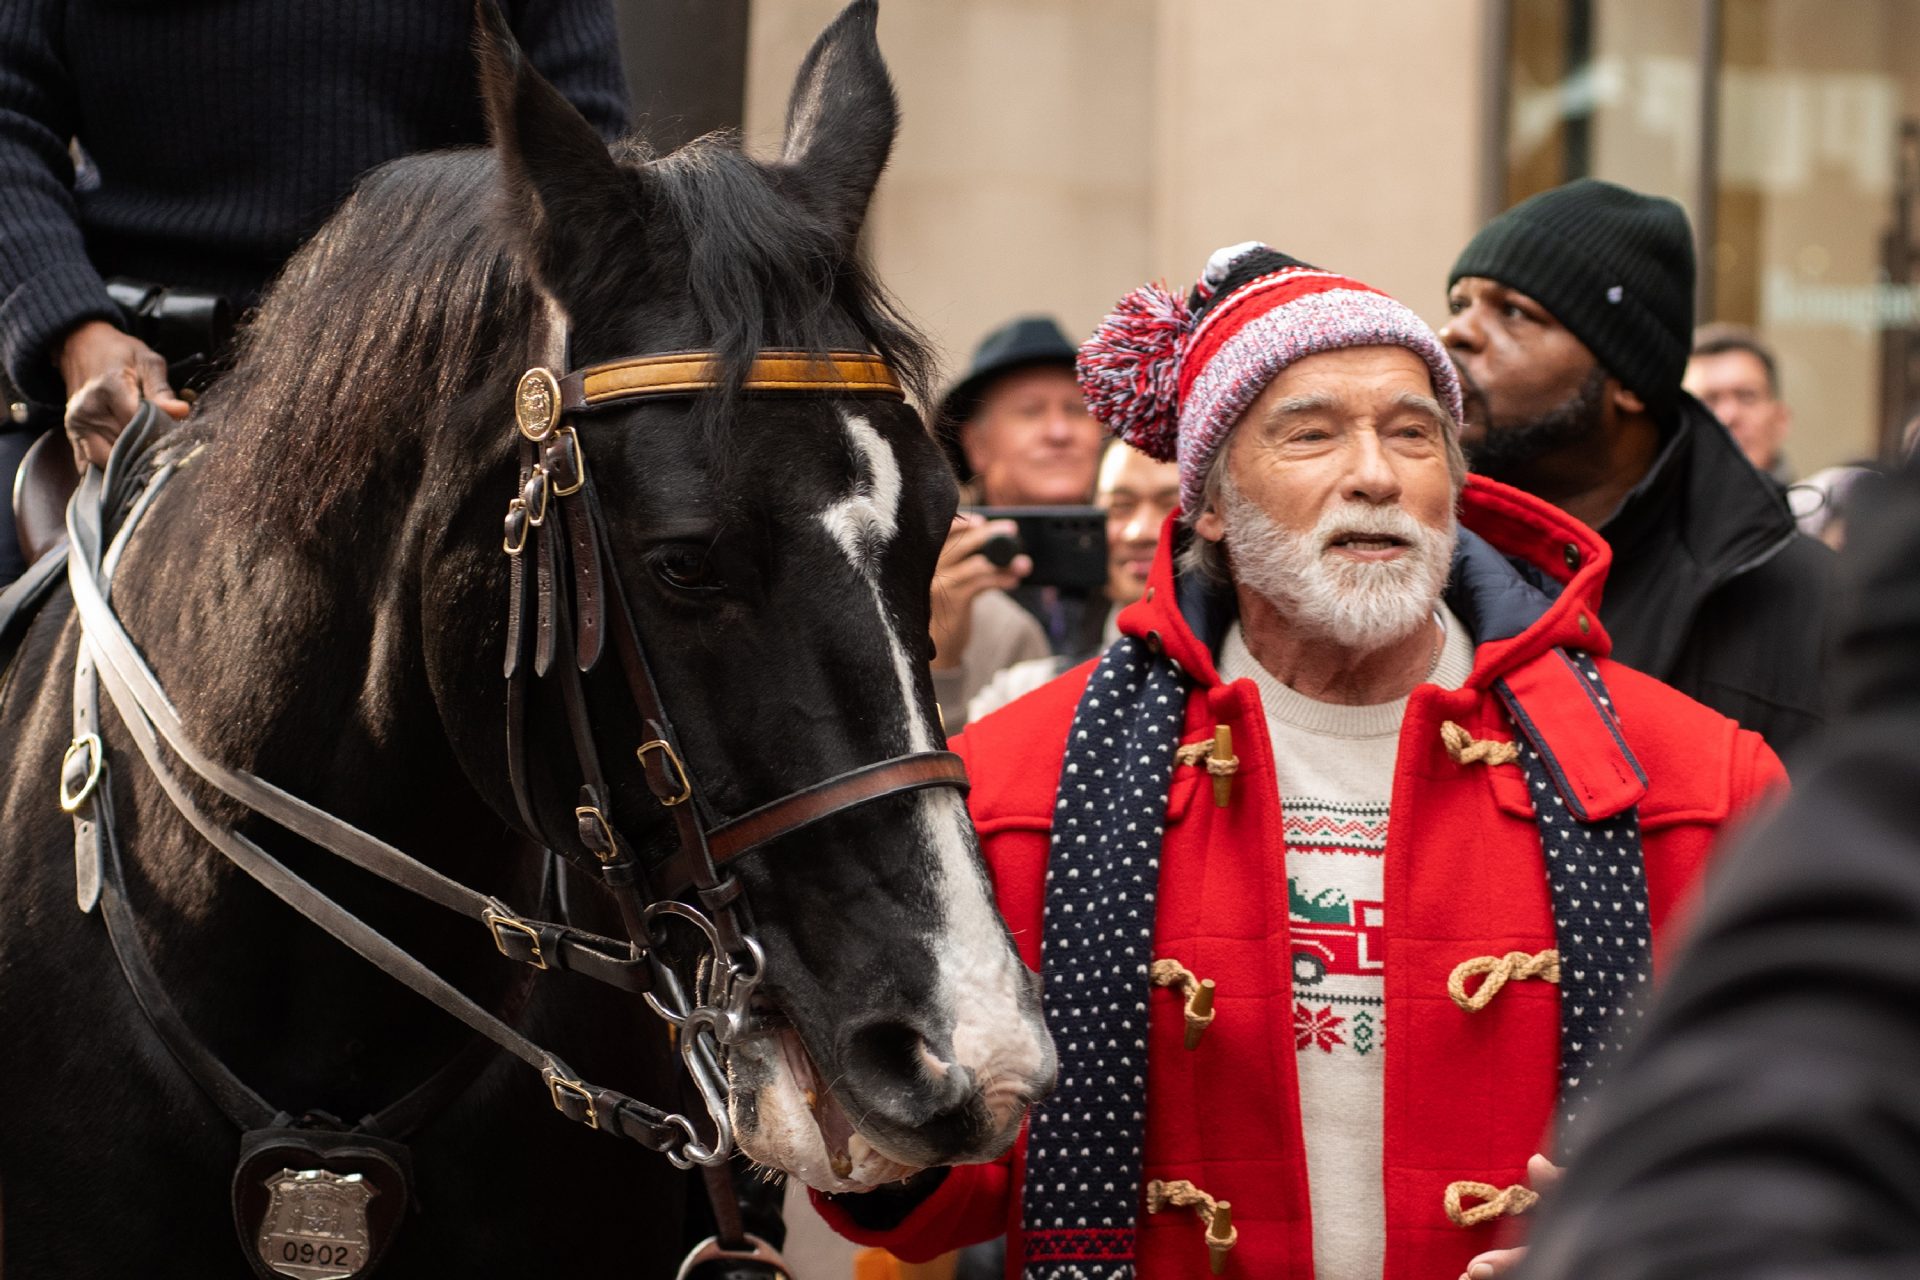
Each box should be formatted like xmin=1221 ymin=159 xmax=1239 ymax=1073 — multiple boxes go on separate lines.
xmin=1117 ymin=474 xmax=1613 ymax=691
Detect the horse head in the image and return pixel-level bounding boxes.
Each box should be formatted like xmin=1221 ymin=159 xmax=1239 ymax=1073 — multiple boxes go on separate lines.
xmin=467 ymin=0 xmax=1055 ymax=1190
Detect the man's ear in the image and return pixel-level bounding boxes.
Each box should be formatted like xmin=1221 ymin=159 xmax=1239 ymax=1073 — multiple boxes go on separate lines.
xmin=1194 ymin=505 xmax=1226 ymax=544
xmin=959 ymin=418 xmax=990 ymax=476
xmin=1610 ymin=380 xmax=1648 ymax=416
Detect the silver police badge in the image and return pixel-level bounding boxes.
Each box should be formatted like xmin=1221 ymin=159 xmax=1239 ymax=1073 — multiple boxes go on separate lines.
xmin=255 ymin=1168 xmax=377 ymax=1280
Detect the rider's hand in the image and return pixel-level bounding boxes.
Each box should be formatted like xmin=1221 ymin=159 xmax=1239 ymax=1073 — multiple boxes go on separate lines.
xmin=58 ymin=320 xmax=191 ymax=471
xmin=1459 ymin=1154 xmax=1563 ymax=1280
xmin=929 ymin=514 xmax=1031 ymax=671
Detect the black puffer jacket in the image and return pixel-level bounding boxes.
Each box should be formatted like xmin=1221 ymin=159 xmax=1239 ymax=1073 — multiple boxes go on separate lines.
xmin=1517 ymin=457 xmax=1920 ymax=1280
xmin=1596 ymin=393 xmax=1832 ymax=762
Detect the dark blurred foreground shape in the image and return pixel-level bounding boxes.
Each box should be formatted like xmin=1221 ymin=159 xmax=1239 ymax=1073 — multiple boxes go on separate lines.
xmin=1519 ymin=454 xmax=1920 ymax=1280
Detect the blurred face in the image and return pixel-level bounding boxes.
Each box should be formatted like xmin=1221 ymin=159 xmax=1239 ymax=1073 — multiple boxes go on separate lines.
xmin=1441 ymin=277 xmax=1616 ymax=480
xmin=960 ymin=365 xmax=1102 ymax=505
xmin=1684 ymin=350 xmax=1789 ymax=470
xmin=1193 ymin=346 xmax=1459 ymax=650
xmin=1097 ymin=445 xmax=1180 ymax=605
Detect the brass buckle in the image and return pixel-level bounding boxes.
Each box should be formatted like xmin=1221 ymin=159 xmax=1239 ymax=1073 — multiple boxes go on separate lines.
xmin=546 ymin=1072 xmax=599 ymax=1130
xmin=573 ymin=804 xmax=618 ymax=863
xmin=59 ymin=734 xmax=103 ymax=813
xmin=636 ymin=739 xmax=693 ymax=807
xmin=548 ymin=427 xmax=586 ymax=497
xmin=515 ymin=367 xmax=562 ymax=441
xmin=502 ymin=497 xmax=529 ymax=556
xmin=483 ymin=910 xmax=547 ymax=970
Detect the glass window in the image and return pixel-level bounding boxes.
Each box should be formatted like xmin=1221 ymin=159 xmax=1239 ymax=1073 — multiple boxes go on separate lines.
xmin=1502 ymin=0 xmax=1920 ymax=470
xmin=1712 ymin=0 xmax=1920 ymax=467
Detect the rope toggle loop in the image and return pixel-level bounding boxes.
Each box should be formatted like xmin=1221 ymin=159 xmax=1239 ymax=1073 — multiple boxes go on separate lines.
xmin=1444 ymin=1180 xmax=1540 ymax=1229
xmin=1146 ymin=1178 xmax=1238 ymax=1275
xmin=1448 ymin=949 xmax=1560 ymax=1012
xmin=1440 ymin=721 xmax=1520 ymax=768
xmin=1151 ymin=958 xmax=1216 ymax=1050
xmin=1174 ymin=725 xmax=1239 ymax=807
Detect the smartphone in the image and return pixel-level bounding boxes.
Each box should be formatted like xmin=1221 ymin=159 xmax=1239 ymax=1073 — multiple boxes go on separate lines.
xmin=962 ymin=505 xmax=1108 ymax=591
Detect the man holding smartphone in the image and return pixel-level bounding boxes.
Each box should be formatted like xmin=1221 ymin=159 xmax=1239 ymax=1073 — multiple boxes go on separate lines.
xmin=937 ymin=315 xmax=1106 ymax=648
xmin=929 ymin=315 xmax=1106 ymax=729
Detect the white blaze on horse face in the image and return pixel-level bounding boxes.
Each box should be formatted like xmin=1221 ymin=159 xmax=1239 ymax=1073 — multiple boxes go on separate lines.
xmin=818 ymin=414 xmax=904 ymax=580
xmin=811 ymin=413 xmax=1051 ymax=1135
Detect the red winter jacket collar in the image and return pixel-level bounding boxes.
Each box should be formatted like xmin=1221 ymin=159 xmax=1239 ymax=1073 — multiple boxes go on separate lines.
xmin=1138 ymin=476 xmax=1613 ymax=702
xmin=818 ymin=476 xmax=1785 ymax=1278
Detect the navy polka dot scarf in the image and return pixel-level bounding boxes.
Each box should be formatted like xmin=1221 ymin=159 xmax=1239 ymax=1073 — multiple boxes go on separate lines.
xmin=1496 ymin=649 xmax=1653 ymax=1141
xmin=1021 ymin=635 xmax=1186 ymax=1278
xmin=1019 ymin=640 xmax=1649 ymax=1277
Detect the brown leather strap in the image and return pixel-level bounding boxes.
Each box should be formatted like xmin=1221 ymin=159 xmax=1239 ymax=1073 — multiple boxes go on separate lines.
xmin=14 ymin=428 xmax=75 ymax=567
xmin=557 ymin=350 xmax=903 ymax=412
xmin=552 ymin=439 xmax=604 ymax=672
xmin=653 ymin=753 xmax=969 ymax=895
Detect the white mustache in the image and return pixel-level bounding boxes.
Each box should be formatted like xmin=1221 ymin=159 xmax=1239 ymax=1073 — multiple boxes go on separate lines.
xmin=1312 ymin=503 xmax=1428 ymax=548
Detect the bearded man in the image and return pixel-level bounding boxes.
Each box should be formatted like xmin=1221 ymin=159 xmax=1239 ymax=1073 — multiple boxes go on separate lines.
xmin=1443 ymin=179 xmax=1830 ymax=762
xmin=815 ymin=246 xmax=1786 ymax=1279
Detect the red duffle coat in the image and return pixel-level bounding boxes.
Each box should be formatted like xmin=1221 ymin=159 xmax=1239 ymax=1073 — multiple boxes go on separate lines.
xmin=817 ymin=476 xmax=1786 ymax=1278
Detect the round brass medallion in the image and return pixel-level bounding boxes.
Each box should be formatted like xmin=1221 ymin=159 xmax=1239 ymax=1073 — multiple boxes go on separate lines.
xmin=515 ymin=367 xmax=562 ymax=441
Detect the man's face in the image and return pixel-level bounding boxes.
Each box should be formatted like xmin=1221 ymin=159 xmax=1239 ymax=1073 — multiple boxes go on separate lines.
xmin=1684 ymin=350 xmax=1789 ymax=471
xmin=1097 ymin=444 xmax=1181 ymax=605
xmin=1192 ymin=345 xmax=1458 ymax=650
xmin=959 ymin=365 xmax=1102 ymax=506
xmin=1441 ymin=276 xmax=1613 ymax=479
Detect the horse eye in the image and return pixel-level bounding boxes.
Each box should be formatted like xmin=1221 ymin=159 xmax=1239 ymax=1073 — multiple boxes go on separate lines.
xmin=650 ymin=545 xmax=723 ymax=593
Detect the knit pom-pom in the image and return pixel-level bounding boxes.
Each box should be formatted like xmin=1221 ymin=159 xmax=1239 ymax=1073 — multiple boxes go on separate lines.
xmin=1076 ymin=283 xmax=1191 ymax=461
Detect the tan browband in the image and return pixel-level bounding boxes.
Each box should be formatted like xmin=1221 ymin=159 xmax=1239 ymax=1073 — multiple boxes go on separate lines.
xmin=558 ymin=349 xmax=903 ymax=412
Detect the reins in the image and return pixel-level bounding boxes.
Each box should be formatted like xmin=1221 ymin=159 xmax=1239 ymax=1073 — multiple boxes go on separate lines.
xmin=60 ymin=341 xmax=970 ymax=1278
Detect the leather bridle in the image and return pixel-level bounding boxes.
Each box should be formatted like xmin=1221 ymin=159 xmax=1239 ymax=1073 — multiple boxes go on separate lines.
xmin=496 ymin=341 xmax=969 ymax=1159
xmin=56 ymin=343 xmax=969 ymax=1276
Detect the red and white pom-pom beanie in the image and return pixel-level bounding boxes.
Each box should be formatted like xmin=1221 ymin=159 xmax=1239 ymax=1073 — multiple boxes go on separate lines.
xmin=1076 ymin=243 xmax=1464 ymax=518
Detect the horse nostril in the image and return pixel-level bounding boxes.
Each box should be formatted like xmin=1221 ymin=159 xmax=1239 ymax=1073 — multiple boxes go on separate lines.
xmin=841 ymin=1020 xmax=974 ymax=1117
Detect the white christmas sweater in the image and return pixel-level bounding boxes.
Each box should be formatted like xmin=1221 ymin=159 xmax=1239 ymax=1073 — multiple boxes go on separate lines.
xmin=1217 ymin=608 xmax=1473 ymax=1280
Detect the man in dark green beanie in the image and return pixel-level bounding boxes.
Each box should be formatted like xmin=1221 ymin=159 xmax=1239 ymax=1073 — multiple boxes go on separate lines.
xmin=1443 ymin=178 xmax=1830 ymax=762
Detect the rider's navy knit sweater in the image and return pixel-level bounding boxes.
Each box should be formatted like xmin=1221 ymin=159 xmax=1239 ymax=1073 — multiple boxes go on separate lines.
xmin=0 ymin=0 xmax=628 ymax=408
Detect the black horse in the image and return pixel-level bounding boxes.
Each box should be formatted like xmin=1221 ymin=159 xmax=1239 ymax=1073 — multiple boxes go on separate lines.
xmin=0 ymin=3 xmax=1054 ymax=1274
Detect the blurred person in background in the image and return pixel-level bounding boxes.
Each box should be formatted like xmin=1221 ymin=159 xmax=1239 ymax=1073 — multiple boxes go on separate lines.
xmin=1684 ymin=323 xmax=1793 ymax=482
xmin=0 ymin=0 xmax=629 ymax=585
xmin=938 ymin=314 xmax=1103 ymax=508
xmin=937 ymin=315 xmax=1104 ymax=651
xmin=1789 ymin=462 xmax=1882 ymax=550
xmin=1443 ymin=179 xmax=1831 ymax=763
xmin=1514 ymin=455 xmax=1920 ymax=1280
xmin=965 ymin=439 xmax=1180 ymax=722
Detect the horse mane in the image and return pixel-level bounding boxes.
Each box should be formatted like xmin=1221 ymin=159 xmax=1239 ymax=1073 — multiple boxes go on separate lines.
xmin=200 ymin=135 xmax=935 ymax=539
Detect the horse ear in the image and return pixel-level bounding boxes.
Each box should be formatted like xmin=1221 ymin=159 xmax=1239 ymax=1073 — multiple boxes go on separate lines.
xmin=473 ymin=0 xmax=639 ymax=310
xmin=777 ymin=0 xmax=897 ymax=254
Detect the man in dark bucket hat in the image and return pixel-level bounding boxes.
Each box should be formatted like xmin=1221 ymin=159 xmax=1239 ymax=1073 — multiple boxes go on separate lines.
xmin=937 ymin=315 xmax=1102 ymax=505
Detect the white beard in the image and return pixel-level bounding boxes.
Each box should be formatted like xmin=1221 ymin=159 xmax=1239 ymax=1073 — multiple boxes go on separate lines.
xmin=1221 ymin=474 xmax=1457 ymax=650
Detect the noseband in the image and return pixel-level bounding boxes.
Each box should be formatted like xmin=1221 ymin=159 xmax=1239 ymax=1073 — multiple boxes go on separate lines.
xmin=497 ymin=342 xmax=968 ymax=1154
